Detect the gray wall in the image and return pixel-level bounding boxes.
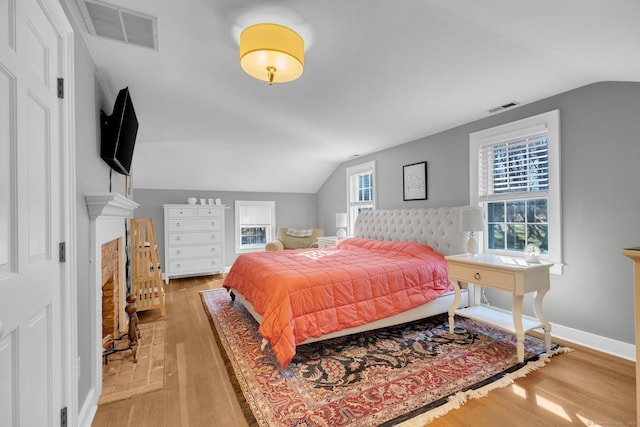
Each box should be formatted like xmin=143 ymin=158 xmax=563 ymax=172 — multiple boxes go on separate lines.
xmin=316 ymin=129 xmax=469 ymax=233
xmin=68 ymin=19 xmax=123 ymax=411
xmin=317 ymin=81 xmax=640 ymax=346
xmin=132 ymin=189 xmax=317 ymax=267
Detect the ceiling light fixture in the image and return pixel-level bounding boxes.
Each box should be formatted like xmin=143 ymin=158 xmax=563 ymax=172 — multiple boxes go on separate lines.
xmin=239 ymin=23 xmax=304 ymax=85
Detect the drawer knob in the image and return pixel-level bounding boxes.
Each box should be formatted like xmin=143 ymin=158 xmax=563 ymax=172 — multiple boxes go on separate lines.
xmin=211 ymin=234 xmax=216 ymax=239
xmin=176 ymin=263 xmax=181 ymax=269
xmin=176 ymin=250 xmax=181 ymax=255
xmin=211 ymin=248 xmax=216 ymax=252
xmin=176 ymin=222 xmax=181 ymax=227
xmin=211 ymin=260 xmax=216 ymax=265
xmin=176 ymin=236 xmax=181 ymax=241
xmin=474 ymin=272 xmax=481 ymax=280
xmin=211 ymin=221 xmax=216 ymax=226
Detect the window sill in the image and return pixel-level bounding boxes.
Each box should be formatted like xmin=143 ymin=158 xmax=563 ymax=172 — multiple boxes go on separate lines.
xmin=235 ymin=246 xmax=266 ymax=254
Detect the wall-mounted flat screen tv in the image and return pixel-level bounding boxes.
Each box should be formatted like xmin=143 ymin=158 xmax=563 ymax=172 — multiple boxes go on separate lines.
xmin=100 ymin=87 xmax=138 ymax=176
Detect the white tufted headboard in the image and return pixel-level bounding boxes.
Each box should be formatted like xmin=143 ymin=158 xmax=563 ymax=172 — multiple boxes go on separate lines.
xmin=353 ymin=207 xmax=467 ymax=256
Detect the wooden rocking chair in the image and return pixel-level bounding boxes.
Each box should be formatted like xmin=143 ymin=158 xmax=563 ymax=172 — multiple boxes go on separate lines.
xmin=130 ymin=218 xmax=166 ymax=315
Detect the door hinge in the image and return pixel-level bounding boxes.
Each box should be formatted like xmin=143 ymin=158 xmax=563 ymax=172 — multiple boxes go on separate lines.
xmin=57 ymin=78 xmax=64 ymax=99
xmin=60 ymin=407 xmax=67 ymax=427
xmin=59 ymin=242 xmax=66 ymax=263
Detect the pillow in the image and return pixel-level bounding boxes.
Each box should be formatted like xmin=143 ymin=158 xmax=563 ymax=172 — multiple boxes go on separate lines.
xmin=285 ymin=228 xmax=314 ymax=237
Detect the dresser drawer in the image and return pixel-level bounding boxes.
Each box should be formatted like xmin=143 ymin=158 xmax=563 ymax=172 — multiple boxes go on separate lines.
xmin=197 ymin=207 xmax=222 ymax=218
xmin=166 ymin=207 xmax=195 ymax=218
xmin=167 ymin=231 xmax=223 ymax=246
xmin=168 ymin=244 xmax=222 ymax=260
xmin=448 ymin=263 xmax=515 ymax=291
xmin=167 ymin=257 xmax=223 ymax=274
xmin=167 ymin=218 xmax=222 ymax=232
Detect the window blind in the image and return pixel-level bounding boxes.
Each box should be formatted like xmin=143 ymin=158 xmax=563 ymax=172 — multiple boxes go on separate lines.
xmin=478 ymin=134 xmax=549 ymax=201
xmin=240 ymin=205 xmax=272 ymax=226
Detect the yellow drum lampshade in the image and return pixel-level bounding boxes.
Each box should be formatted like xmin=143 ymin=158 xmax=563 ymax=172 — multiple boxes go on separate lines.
xmin=239 ymin=23 xmax=304 ymax=85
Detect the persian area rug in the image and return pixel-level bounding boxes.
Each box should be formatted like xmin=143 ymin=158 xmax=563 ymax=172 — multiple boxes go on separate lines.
xmin=99 ymin=319 xmax=166 ymax=405
xmin=200 ymin=288 xmax=567 ymax=426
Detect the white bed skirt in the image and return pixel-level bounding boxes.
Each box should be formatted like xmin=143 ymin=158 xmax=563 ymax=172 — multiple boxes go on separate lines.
xmin=230 ymin=287 xmax=469 ymax=345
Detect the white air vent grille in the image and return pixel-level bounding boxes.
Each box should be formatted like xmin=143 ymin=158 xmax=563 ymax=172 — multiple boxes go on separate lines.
xmin=78 ymin=0 xmax=159 ymax=50
xmin=487 ymin=101 xmax=520 ymax=114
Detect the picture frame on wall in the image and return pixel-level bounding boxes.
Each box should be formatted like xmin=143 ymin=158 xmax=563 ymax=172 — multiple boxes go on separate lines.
xmin=403 ymin=161 xmax=427 ymax=201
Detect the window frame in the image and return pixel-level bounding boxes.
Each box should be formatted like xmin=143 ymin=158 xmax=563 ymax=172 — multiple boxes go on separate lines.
xmin=234 ymin=200 xmax=276 ymax=253
xmin=345 ymin=161 xmax=376 ymax=237
xmin=470 ymin=110 xmax=562 ymax=274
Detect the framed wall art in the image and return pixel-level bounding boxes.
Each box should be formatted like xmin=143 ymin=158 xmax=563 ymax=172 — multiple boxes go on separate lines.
xmin=403 ymin=161 xmax=427 ymax=201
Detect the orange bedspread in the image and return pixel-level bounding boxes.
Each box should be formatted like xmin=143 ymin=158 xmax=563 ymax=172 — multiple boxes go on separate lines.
xmin=222 ymin=238 xmax=452 ymax=368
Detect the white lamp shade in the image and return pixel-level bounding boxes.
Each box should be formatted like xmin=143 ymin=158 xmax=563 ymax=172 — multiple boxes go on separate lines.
xmin=336 ymin=213 xmax=348 ymax=228
xmin=460 ymin=207 xmax=483 ymax=232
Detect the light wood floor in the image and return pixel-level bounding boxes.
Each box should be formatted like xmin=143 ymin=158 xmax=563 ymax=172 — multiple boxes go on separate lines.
xmin=92 ymin=275 xmax=636 ymax=427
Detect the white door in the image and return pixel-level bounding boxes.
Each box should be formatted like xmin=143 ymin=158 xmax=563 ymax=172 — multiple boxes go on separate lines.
xmin=0 ymin=0 xmax=64 ymax=425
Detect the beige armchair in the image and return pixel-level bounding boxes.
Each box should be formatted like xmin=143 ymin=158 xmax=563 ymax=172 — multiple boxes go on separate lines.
xmin=265 ymin=227 xmax=324 ymax=251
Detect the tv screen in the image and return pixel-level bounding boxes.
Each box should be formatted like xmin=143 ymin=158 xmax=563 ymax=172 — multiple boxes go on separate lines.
xmin=100 ymin=87 xmax=138 ymax=176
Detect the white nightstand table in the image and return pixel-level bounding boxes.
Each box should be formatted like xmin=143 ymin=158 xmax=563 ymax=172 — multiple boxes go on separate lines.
xmin=446 ymin=253 xmax=552 ymax=362
xmin=317 ymin=236 xmax=340 ymax=248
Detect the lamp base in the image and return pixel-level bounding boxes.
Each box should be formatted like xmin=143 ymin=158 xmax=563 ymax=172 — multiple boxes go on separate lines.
xmin=336 ymin=228 xmax=346 ymax=239
xmin=465 ymin=232 xmax=479 ymax=255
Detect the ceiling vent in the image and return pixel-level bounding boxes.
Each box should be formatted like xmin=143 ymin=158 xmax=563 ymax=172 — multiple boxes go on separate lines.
xmin=486 ymin=101 xmax=520 ymax=114
xmin=77 ymin=0 xmax=159 ymax=50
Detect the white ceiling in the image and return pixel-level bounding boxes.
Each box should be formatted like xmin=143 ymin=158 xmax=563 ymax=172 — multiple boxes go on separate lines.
xmin=64 ymin=0 xmax=640 ymax=193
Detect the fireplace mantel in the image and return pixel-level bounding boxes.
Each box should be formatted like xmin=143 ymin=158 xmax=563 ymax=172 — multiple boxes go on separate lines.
xmin=85 ymin=192 xmax=138 ymax=407
xmin=86 ymin=192 xmax=139 ymax=219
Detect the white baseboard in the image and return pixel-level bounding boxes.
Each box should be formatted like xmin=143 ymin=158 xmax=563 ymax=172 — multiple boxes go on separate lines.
xmin=550 ymin=322 xmax=635 ymax=361
xmin=77 ymin=387 xmax=98 ymax=427
xmin=478 ymin=304 xmax=635 ymax=361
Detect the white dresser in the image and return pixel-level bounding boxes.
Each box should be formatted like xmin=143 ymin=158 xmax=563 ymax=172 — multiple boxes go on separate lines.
xmin=163 ymin=204 xmax=225 ymax=284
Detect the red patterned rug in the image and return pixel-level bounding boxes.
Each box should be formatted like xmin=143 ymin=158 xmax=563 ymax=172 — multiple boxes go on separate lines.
xmin=200 ymin=288 xmax=567 ymax=426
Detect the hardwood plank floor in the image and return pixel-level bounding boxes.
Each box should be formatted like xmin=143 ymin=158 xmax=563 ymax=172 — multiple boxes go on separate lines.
xmin=92 ymin=275 xmax=248 ymax=427
xmin=92 ymin=275 xmax=635 ymax=427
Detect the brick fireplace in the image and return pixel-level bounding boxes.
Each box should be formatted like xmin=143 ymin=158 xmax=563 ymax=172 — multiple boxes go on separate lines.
xmin=101 ymin=238 xmax=121 ymax=344
xmin=86 ymin=193 xmax=138 ymax=406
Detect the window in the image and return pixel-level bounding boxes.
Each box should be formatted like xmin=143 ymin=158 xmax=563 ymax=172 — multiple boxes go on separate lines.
xmin=470 ymin=110 xmax=562 ymax=273
xmin=234 ymin=201 xmax=275 ymax=253
xmin=346 ymin=161 xmax=376 ymax=236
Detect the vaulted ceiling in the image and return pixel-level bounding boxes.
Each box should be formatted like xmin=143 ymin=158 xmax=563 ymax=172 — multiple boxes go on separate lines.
xmin=64 ymin=0 xmax=640 ymax=193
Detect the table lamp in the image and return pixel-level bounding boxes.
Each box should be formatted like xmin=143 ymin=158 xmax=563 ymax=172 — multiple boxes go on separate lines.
xmin=336 ymin=213 xmax=347 ymax=239
xmin=460 ymin=207 xmax=483 ymax=255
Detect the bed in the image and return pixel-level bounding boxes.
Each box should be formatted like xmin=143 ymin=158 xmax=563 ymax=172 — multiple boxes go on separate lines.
xmin=223 ymin=207 xmax=470 ymax=368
